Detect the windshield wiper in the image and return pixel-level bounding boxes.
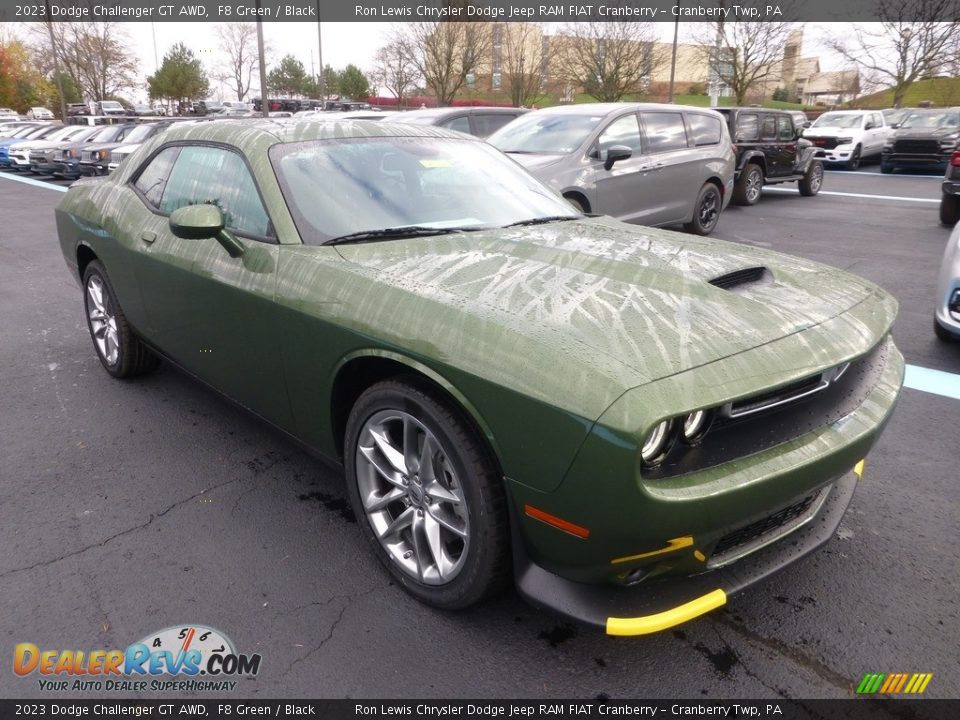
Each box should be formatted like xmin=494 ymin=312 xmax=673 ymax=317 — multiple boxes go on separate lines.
xmin=324 ymin=226 xmax=477 ymax=246
xmin=502 ymin=215 xmax=579 ymax=228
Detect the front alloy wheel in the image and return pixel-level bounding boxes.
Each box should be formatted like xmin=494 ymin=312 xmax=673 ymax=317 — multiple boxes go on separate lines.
xmin=82 ymin=260 xmax=159 ymax=378
xmin=847 ymin=145 xmax=861 ymax=170
xmin=345 ymin=379 xmax=509 ymax=609
xmin=799 ymin=161 xmax=824 ymax=196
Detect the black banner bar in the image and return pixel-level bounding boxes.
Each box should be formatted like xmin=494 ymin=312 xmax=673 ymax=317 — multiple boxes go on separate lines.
xmin=0 ymin=700 xmax=955 ymax=720
xmin=2 ymin=0 xmax=959 ymax=23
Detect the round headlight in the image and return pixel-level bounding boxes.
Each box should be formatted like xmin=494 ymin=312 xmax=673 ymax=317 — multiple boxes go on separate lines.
xmin=641 ymin=420 xmax=672 ymax=465
xmin=681 ymin=410 xmax=710 ymax=443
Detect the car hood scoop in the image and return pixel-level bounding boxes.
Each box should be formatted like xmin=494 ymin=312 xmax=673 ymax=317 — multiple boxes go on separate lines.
xmin=334 ymin=217 xmax=880 ymax=384
xmin=708 ymin=266 xmax=772 ymax=292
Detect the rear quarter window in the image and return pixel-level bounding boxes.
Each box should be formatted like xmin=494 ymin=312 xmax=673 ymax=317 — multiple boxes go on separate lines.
xmin=685 ymin=114 xmax=722 ymax=146
xmin=736 ymin=114 xmax=759 ymax=142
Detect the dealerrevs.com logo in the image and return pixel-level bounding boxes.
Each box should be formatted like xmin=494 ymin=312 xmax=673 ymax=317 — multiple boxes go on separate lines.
xmin=14 ymin=625 xmax=261 ymax=692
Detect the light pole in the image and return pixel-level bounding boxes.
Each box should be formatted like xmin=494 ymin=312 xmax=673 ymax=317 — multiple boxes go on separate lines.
xmin=256 ymin=0 xmax=269 ymax=117
xmin=668 ymin=2 xmax=680 ymax=103
xmin=316 ymin=1 xmax=324 ymax=100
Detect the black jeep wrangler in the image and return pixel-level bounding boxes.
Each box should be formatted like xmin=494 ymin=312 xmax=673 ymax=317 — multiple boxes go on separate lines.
xmin=714 ymin=108 xmax=824 ymax=206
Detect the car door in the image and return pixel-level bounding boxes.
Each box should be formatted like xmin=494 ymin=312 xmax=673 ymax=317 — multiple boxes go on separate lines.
xmin=864 ymin=112 xmax=885 ymax=155
xmin=636 ymin=111 xmax=703 ymax=225
xmin=773 ymin=115 xmax=797 ymax=176
xmin=588 ymin=112 xmax=653 ymax=223
xmin=126 ymin=143 xmax=292 ymax=428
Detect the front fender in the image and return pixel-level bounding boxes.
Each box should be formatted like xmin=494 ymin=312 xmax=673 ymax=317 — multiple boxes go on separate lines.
xmin=794 ymin=146 xmax=819 ymax=173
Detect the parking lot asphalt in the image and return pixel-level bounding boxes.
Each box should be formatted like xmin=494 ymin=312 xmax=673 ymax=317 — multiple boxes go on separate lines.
xmin=0 ymin=166 xmax=957 ymax=706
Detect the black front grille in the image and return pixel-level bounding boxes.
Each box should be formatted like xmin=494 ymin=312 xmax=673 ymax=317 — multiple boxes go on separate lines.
xmin=712 ymin=492 xmax=818 ymax=558
xmin=810 ymin=136 xmax=839 ymax=150
xmin=893 ymin=139 xmax=940 ymax=154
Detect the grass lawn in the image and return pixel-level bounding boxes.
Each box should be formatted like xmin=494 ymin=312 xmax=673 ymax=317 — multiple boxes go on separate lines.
xmin=855 ymin=77 xmax=960 ymax=108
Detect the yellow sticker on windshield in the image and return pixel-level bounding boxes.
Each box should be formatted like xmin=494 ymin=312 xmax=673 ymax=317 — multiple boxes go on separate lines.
xmin=420 ymin=159 xmax=451 ymax=168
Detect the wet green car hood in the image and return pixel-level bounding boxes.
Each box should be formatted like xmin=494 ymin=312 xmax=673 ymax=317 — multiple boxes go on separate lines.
xmin=334 ymin=216 xmax=881 ymax=389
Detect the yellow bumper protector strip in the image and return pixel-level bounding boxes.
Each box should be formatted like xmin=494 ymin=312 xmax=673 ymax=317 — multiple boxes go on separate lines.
xmin=606 ymin=589 xmax=727 ymax=636
xmin=611 ymin=536 xmax=694 ymax=565
xmin=854 ymin=459 xmax=865 ymax=480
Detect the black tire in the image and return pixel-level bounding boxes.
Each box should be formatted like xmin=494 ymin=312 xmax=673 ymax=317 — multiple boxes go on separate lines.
xmin=934 ymin=318 xmax=958 ymax=342
xmin=564 ymin=195 xmax=586 ymax=213
xmin=846 ymin=145 xmax=861 ymax=170
xmin=940 ymin=194 xmax=960 ymax=226
xmin=732 ymin=164 xmax=764 ymax=206
xmin=798 ymin=161 xmax=824 ymax=196
xmin=81 ymin=260 xmax=160 ymax=378
xmin=880 ymin=161 xmax=894 ymax=174
xmin=684 ymin=183 xmax=722 ymax=236
xmin=344 ymin=378 xmax=509 ymax=610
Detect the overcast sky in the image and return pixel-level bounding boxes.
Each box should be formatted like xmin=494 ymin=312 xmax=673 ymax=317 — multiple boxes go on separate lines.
xmin=6 ymin=21 xmax=850 ymax=102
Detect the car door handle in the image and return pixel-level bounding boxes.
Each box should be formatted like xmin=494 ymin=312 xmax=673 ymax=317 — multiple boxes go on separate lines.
xmin=140 ymin=231 xmax=156 ymax=244
xmin=639 ymin=162 xmax=663 ymax=172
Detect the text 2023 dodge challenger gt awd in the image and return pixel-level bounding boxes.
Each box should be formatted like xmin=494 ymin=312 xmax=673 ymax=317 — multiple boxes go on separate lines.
xmin=55 ymin=120 xmax=904 ymax=635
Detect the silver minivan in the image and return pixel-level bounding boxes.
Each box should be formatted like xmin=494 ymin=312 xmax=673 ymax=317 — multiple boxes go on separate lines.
xmin=488 ymin=103 xmax=735 ymax=235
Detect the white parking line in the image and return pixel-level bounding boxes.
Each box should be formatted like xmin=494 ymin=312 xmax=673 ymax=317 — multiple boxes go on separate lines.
xmin=764 ymin=186 xmax=939 ymax=203
xmin=825 ymin=171 xmax=944 ymax=179
xmin=0 ymin=172 xmax=68 ymax=192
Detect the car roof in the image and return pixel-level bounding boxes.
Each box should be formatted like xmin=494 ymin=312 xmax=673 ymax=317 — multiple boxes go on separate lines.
xmin=532 ymin=102 xmax=720 ymax=116
xmin=156 ymin=118 xmax=474 ymax=146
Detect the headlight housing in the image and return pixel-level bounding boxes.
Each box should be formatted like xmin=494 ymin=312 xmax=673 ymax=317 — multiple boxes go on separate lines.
xmin=837 ymin=136 xmax=854 ymax=145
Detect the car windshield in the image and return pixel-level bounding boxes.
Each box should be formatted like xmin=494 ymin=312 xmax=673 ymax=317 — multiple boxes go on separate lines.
xmin=488 ymin=113 xmax=600 ymax=154
xmin=123 ymin=124 xmax=160 ymax=143
xmin=899 ymin=111 xmax=959 ymax=129
xmin=270 ymin=136 xmax=579 ymax=244
xmin=812 ymin=113 xmax=863 ymax=128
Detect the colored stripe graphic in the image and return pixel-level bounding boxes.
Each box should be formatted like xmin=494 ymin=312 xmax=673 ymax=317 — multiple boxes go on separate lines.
xmin=856 ymin=672 xmax=932 ymax=694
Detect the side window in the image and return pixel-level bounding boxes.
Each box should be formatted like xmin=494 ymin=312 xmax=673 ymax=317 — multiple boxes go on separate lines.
xmin=735 ymin=113 xmax=759 ymax=142
xmin=685 ymin=114 xmax=722 ymax=146
xmin=639 ymin=112 xmax=688 ymax=153
xmin=441 ymin=115 xmax=471 ymax=134
xmin=133 ymin=146 xmax=181 ymax=208
xmin=472 ymin=113 xmax=516 ymax=138
xmin=159 ymin=146 xmax=271 ymax=238
xmin=871 ymin=113 xmax=882 ymax=128
xmin=598 ymin=113 xmax=643 ymax=154
xmin=761 ymin=115 xmax=777 ymax=140
xmin=777 ymin=115 xmax=794 ymax=141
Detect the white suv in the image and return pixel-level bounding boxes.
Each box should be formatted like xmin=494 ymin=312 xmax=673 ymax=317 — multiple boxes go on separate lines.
xmin=804 ymin=110 xmax=891 ymax=170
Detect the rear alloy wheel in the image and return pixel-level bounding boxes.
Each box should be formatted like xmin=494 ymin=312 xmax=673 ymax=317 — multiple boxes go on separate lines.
xmin=684 ymin=183 xmax=722 ymax=236
xmin=345 ymin=379 xmax=509 ymax=609
xmin=940 ymin=193 xmax=960 ymax=226
xmin=798 ymin=161 xmax=824 ymax=196
xmin=82 ymin=260 xmax=159 ymax=378
xmin=934 ymin=318 xmax=958 ymax=342
xmin=733 ymin=164 xmax=764 ymax=206
xmin=564 ymin=195 xmax=586 ymax=213
xmin=846 ymin=145 xmax=862 ymax=170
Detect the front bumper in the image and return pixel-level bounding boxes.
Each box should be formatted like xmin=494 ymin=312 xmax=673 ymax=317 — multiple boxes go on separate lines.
xmin=882 ymin=151 xmax=950 ymax=169
xmin=516 ymin=466 xmax=861 ymax=635
xmin=813 ymin=145 xmax=856 ymax=163
xmin=78 ymin=161 xmax=108 ymax=176
xmin=935 ymin=223 xmax=960 ymax=336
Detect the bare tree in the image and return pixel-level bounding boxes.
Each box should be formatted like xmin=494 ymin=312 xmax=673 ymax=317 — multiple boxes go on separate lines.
xmin=500 ymin=22 xmax=548 ymax=107
xmin=396 ymin=22 xmax=491 ymax=106
xmin=552 ymin=21 xmax=664 ymax=102
xmin=372 ymin=38 xmax=419 ymax=107
xmin=826 ymin=0 xmax=960 ymax=107
xmin=693 ymin=20 xmax=795 ymax=106
xmin=42 ymin=22 xmax=138 ymax=101
xmin=216 ymin=23 xmax=261 ymax=102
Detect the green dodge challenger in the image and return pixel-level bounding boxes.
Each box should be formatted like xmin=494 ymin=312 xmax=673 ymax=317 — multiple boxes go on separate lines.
xmin=55 ymin=120 xmax=904 ymax=635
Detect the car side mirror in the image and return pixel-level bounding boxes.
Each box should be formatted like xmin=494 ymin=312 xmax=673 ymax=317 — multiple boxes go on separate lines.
xmin=865 ymin=122 xmax=875 ymax=130
xmin=169 ymin=204 xmax=244 ymax=258
xmin=604 ymin=145 xmax=632 ymax=171
xmin=890 ymin=122 xmax=900 ymax=129
xmin=795 ymin=128 xmax=804 ymax=139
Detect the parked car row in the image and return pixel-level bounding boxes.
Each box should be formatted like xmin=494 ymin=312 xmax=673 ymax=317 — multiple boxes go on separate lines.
xmin=0 ymin=120 xmax=173 ymax=178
